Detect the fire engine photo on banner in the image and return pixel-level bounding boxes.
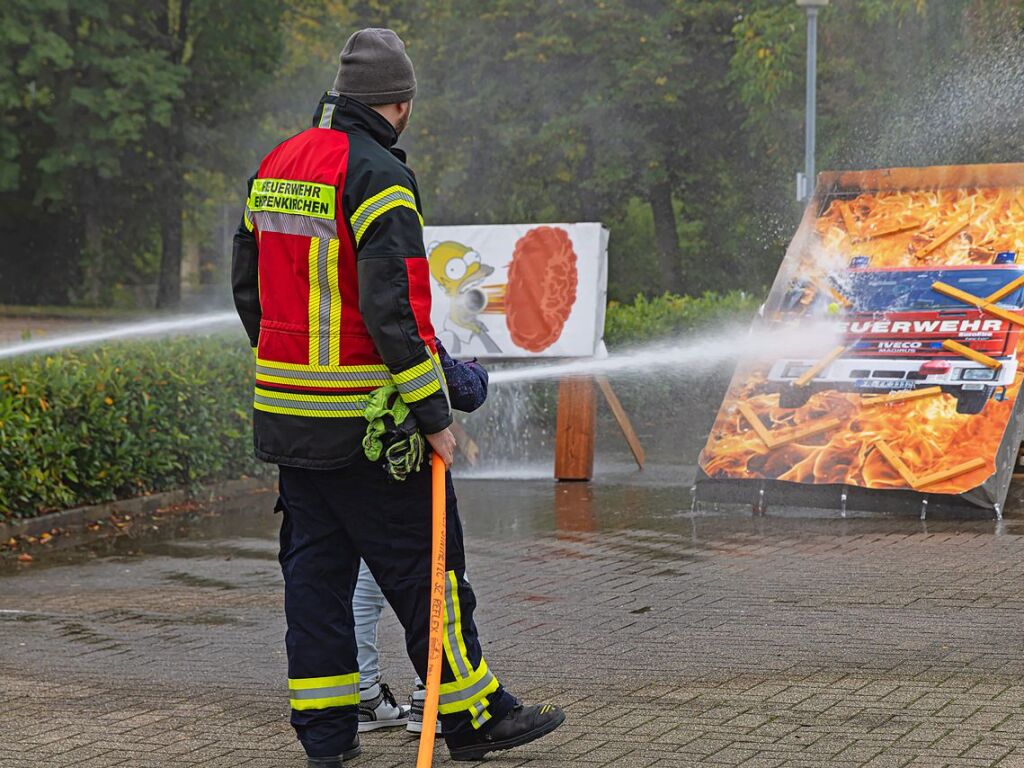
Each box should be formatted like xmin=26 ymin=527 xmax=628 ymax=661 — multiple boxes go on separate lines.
xmin=423 ymin=223 xmax=609 ymax=359
xmin=699 ymin=164 xmax=1024 ymax=508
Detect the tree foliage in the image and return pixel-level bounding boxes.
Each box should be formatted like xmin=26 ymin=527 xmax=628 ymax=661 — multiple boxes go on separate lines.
xmin=2 ymin=0 xmax=1023 ymax=308
xmin=0 ymin=0 xmax=284 ymax=307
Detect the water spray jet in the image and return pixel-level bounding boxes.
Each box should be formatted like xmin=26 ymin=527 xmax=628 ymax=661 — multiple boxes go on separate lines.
xmin=488 ymin=323 xmax=841 ymax=386
xmin=0 ymin=311 xmax=239 ymax=361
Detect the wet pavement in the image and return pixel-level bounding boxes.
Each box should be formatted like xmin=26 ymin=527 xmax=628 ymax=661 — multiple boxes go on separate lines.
xmin=3 ymin=466 xmax=1024 ymax=767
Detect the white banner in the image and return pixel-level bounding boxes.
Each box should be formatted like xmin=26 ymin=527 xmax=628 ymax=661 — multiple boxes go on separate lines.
xmin=423 ymin=223 xmax=608 ymax=359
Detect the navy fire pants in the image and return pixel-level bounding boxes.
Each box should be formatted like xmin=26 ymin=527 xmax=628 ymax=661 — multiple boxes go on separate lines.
xmin=276 ymin=455 xmax=516 ymax=758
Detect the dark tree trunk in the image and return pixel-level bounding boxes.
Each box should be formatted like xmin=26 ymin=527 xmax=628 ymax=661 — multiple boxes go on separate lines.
xmin=154 ymin=1 xmax=191 ymax=310
xmin=82 ymin=206 xmax=104 ymax=305
xmin=649 ymin=180 xmax=681 ymax=291
xmin=156 ymin=109 xmax=185 ymax=309
xmin=156 ymin=179 xmax=183 ymax=309
xmin=198 ymin=240 xmax=218 ymax=286
xmin=156 ymin=107 xmax=187 ymax=309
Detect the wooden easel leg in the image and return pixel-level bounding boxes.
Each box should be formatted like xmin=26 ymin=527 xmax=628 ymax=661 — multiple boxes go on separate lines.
xmin=449 ymin=420 xmax=479 ymax=466
xmin=555 ymin=376 xmax=596 ymax=481
xmin=596 ymin=376 xmax=645 ymax=470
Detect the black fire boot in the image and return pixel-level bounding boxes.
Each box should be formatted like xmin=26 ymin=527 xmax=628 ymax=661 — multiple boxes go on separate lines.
xmin=448 ymin=703 xmax=565 ymax=762
xmin=305 ymin=735 xmax=361 ymax=766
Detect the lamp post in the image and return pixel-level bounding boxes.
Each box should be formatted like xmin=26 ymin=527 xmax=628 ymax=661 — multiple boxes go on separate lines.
xmin=796 ymin=0 xmax=828 ymax=203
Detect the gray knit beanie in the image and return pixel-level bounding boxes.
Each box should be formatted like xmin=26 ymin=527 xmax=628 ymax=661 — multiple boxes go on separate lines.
xmin=332 ymin=28 xmax=417 ymax=105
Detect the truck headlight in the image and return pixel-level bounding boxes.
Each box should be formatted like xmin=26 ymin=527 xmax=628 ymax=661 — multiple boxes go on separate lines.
xmin=961 ymin=368 xmax=997 ymax=381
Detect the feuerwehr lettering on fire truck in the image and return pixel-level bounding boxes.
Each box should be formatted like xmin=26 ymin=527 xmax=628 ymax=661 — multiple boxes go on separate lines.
xmin=835 ymin=318 xmax=1005 ymax=335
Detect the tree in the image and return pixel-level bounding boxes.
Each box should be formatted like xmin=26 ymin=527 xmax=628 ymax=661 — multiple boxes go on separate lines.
xmin=5 ymin=0 xmax=1023 ymax=309
xmin=147 ymin=0 xmax=286 ymax=308
xmin=337 ymin=0 xmax=745 ymax=294
xmin=0 ymin=0 xmax=183 ymax=305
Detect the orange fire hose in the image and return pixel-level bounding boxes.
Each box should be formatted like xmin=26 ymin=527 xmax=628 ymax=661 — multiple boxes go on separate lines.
xmin=416 ymin=454 xmax=447 ymax=767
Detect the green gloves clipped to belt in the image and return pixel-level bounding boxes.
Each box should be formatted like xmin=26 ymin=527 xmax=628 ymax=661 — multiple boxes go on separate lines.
xmin=363 ymin=384 xmax=426 ymax=481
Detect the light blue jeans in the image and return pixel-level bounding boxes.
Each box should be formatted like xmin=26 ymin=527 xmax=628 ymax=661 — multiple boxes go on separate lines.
xmin=355 ymin=560 xmax=427 ymax=693
xmin=354 ymin=559 xmax=386 ymax=689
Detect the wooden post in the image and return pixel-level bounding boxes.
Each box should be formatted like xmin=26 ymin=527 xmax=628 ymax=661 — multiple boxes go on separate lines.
xmin=555 ymin=376 xmax=597 ymax=481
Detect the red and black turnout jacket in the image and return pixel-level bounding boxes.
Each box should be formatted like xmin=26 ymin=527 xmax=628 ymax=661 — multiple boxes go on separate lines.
xmin=231 ymin=92 xmax=451 ymax=469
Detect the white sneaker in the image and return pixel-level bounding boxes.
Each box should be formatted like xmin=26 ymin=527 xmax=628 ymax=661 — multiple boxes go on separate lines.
xmin=406 ymin=685 xmax=442 ymax=734
xmin=358 ymin=682 xmax=411 ymax=732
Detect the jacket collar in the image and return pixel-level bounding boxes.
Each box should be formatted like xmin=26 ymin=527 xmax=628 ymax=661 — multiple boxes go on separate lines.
xmin=313 ymin=91 xmax=399 ymax=150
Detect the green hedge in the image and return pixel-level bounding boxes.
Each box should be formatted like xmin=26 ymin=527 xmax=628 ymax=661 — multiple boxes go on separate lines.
xmin=0 ymin=336 xmax=261 ymax=521
xmin=604 ymin=290 xmax=761 ymax=347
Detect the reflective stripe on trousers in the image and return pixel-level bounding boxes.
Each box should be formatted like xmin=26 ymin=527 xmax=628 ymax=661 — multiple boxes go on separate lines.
xmin=289 ymin=672 xmax=360 ymax=711
xmin=438 ymin=570 xmax=501 ymax=726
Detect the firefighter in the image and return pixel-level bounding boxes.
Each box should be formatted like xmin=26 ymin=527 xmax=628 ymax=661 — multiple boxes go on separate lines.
xmin=231 ymin=28 xmax=565 ymax=767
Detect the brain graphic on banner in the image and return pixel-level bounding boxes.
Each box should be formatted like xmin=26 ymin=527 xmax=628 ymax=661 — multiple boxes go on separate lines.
xmin=424 ymin=223 xmax=608 ymax=359
xmin=506 ymin=227 xmax=580 ymax=352
xmin=697 ymin=163 xmax=1024 ymax=515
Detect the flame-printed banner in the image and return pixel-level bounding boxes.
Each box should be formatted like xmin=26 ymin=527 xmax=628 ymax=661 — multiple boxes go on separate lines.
xmin=698 ymin=164 xmax=1024 ymax=511
xmin=423 ymin=223 xmax=608 ymax=359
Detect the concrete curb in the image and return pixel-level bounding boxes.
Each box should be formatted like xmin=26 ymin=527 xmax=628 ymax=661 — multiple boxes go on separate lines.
xmin=0 ymin=477 xmax=275 ymax=540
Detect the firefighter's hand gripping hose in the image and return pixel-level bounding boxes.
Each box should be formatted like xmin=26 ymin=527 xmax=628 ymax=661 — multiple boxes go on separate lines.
xmin=416 ymin=453 xmax=447 ymax=768
xmin=363 ymin=385 xmax=426 ymax=481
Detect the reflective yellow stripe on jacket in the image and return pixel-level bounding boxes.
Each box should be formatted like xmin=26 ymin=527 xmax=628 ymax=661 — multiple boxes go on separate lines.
xmin=255 ymin=358 xmax=391 ymax=390
xmin=307 ymin=236 xmax=342 ymax=366
xmin=254 ymin=388 xmax=369 ymax=418
xmin=349 ymin=185 xmax=422 ymax=245
xmin=393 ymin=354 xmax=444 ymax=403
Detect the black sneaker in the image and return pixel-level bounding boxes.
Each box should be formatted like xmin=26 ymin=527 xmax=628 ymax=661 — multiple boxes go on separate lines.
xmin=406 ymin=684 xmax=441 ymax=734
xmin=448 ymin=703 xmax=565 ymax=762
xmin=305 ymin=735 xmax=361 ymax=766
xmin=358 ymin=682 xmax=410 ymax=732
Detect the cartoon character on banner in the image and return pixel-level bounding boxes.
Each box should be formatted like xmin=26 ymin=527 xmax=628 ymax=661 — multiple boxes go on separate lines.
xmin=429 ymin=227 xmax=580 ymax=357
xmin=428 ymin=240 xmax=504 ymax=354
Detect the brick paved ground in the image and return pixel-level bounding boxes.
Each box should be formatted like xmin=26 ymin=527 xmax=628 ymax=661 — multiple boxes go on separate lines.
xmin=2 ymin=469 xmax=1024 ymax=767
